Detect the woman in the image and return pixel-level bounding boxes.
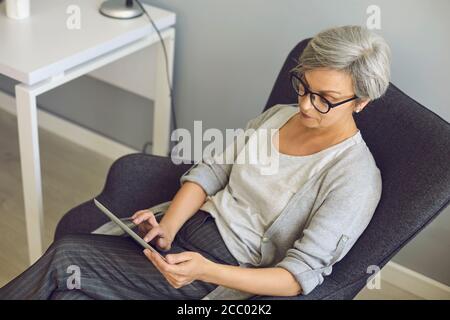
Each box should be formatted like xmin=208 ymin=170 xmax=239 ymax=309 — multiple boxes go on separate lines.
xmin=0 ymin=25 xmax=391 ymax=300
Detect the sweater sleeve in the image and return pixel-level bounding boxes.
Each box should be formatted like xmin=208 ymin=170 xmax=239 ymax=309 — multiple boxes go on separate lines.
xmin=179 ymin=105 xmax=285 ymax=196
xmin=275 ymin=164 xmax=382 ymax=295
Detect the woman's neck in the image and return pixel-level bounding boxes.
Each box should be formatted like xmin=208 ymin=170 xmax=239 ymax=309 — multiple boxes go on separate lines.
xmin=293 ymin=115 xmax=359 ymax=146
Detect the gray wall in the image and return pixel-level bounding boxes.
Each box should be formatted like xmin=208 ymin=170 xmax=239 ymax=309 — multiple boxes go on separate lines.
xmin=1 ymin=0 xmax=449 ymax=285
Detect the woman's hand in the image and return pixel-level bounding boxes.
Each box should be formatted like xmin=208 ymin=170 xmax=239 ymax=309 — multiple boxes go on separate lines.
xmin=131 ymin=209 xmax=174 ymax=251
xmin=144 ymin=250 xmax=215 ymax=289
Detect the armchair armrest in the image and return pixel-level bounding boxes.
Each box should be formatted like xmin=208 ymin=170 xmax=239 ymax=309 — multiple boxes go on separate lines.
xmin=55 ymin=153 xmax=191 ymax=240
xmin=97 ymin=153 xmax=191 ymax=217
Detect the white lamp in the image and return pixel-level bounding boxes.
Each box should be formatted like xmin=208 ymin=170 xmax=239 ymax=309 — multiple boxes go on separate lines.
xmin=5 ymin=0 xmax=30 ymax=19
xmin=99 ymin=0 xmax=144 ymax=19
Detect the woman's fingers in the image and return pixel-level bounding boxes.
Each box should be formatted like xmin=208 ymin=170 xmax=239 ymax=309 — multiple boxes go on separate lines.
xmin=165 ymin=252 xmax=192 ymax=265
xmin=145 ymin=250 xmax=165 ymax=274
xmin=131 ymin=209 xmax=148 ymax=220
xmin=132 ymin=210 xmax=156 ymax=225
xmin=143 ymin=226 xmax=162 ymax=243
xmin=147 ymin=250 xmax=176 ymax=273
xmin=146 ymin=213 xmax=159 ymax=228
xmin=144 ymin=250 xmax=174 ymax=279
xmin=157 ymin=238 xmax=171 ymax=251
xmin=131 ymin=210 xmax=145 ymax=222
xmin=144 ymin=250 xmax=190 ymax=289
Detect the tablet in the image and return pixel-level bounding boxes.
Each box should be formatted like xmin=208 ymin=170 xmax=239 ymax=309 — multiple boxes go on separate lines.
xmin=94 ymin=198 xmax=167 ymax=262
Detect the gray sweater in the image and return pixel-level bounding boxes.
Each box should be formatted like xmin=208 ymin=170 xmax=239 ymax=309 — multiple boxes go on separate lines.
xmin=199 ymin=105 xmax=365 ymax=268
xmin=179 ymin=104 xmax=382 ymax=300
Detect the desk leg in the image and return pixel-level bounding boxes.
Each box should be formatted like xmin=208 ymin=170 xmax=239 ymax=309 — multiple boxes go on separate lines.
xmin=153 ymin=28 xmax=176 ymax=157
xmin=15 ymin=85 xmax=44 ymax=264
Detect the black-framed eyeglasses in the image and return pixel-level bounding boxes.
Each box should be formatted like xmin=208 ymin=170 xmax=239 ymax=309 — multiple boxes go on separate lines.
xmin=290 ymin=72 xmax=358 ymax=114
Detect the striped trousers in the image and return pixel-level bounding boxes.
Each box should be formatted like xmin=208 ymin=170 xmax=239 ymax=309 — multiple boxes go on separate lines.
xmin=0 ymin=210 xmax=240 ymax=300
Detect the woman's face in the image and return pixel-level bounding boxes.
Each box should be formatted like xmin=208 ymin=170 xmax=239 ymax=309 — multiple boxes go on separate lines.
xmin=296 ymin=68 xmax=368 ymax=132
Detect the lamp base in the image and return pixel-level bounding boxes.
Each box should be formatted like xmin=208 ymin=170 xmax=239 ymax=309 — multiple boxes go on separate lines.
xmin=99 ymin=0 xmax=144 ymax=19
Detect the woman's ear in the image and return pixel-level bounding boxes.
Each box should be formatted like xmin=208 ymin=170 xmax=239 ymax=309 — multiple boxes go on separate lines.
xmin=353 ymin=98 xmax=370 ymax=113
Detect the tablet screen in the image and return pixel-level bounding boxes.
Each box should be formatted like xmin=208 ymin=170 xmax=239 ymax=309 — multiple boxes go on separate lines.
xmin=94 ymin=198 xmax=167 ymax=262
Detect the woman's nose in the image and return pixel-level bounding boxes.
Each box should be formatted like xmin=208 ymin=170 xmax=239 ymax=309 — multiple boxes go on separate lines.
xmin=298 ymin=94 xmax=315 ymax=112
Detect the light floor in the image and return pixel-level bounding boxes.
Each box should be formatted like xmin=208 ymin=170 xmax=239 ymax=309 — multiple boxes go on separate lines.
xmin=0 ymin=108 xmax=421 ymax=299
xmin=0 ymin=108 xmax=114 ymax=287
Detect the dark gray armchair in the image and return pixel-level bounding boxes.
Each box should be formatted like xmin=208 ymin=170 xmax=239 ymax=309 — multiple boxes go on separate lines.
xmin=55 ymin=38 xmax=450 ymax=300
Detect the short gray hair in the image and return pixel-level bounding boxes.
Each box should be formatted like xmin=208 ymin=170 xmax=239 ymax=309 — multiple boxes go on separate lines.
xmin=292 ymin=25 xmax=392 ymax=101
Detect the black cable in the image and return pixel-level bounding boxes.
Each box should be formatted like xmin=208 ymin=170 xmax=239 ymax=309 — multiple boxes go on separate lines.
xmin=141 ymin=141 xmax=152 ymax=154
xmin=135 ymin=0 xmax=178 ymax=156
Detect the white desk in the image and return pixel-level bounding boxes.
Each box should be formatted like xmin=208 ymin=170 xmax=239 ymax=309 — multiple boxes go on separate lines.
xmin=0 ymin=0 xmax=176 ymax=263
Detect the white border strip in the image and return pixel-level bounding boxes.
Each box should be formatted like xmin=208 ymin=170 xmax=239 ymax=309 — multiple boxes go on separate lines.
xmin=0 ymin=91 xmax=138 ymax=160
xmin=382 ymin=261 xmax=450 ymax=300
